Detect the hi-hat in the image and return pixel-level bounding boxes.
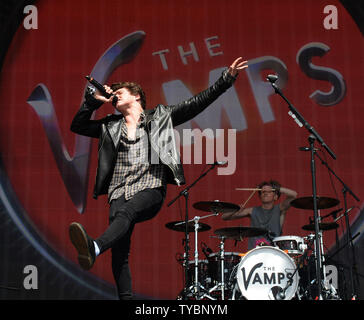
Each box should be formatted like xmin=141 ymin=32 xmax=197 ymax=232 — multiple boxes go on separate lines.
xmin=291 ymin=196 xmax=339 ymax=210
xmin=193 ymin=200 xmax=240 ymax=214
xmin=302 ymin=222 xmax=339 ymax=231
xmin=214 ymin=226 xmax=267 ymax=241
xmin=165 ymin=221 xmax=211 ymax=233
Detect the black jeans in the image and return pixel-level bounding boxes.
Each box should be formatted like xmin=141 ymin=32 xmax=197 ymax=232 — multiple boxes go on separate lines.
xmin=95 ymin=186 xmax=166 ymax=300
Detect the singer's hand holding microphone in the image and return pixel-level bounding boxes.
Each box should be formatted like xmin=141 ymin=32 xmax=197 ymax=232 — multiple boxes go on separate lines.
xmin=85 ymin=75 xmax=118 ymax=106
xmin=94 ymin=85 xmax=114 ymax=104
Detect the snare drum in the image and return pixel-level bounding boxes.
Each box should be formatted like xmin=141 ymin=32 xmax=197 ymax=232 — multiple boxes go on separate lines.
xmin=236 ymin=246 xmax=299 ymax=300
xmin=272 ymin=236 xmax=306 ymax=257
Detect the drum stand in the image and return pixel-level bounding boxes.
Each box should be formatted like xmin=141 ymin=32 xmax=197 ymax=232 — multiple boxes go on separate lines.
xmin=311 ymin=229 xmax=340 ymax=299
xmin=314 ymin=151 xmax=360 ymax=299
xmin=206 ymin=237 xmax=227 ymax=300
xmin=167 ymin=162 xmax=220 ymax=300
xmin=296 ymin=233 xmax=339 ymax=300
xmin=175 ymin=214 xmax=216 ymax=300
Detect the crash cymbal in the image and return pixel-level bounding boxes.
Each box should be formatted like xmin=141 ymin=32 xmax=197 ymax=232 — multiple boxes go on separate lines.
xmin=302 ymin=222 xmax=339 ymax=231
xmin=214 ymin=226 xmax=267 ymax=241
xmin=165 ymin=221 xmax=211 ymax=233
xmin=193 ymin=200 xmax=240 ymax=214
xmin=291 ymin=196 xmax=339 ymax=210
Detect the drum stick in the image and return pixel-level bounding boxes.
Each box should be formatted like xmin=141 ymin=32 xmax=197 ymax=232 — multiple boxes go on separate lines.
xmin=241 ymin=189 xmax=257 ymax=208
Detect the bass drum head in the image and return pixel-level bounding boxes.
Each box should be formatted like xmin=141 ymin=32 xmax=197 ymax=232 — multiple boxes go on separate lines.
xmin=236 ymin=246 xmax=298 ymax=300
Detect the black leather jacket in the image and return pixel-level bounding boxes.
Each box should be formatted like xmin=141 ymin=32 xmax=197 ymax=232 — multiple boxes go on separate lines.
xmin=70 ymin=69 xmax=236 ymax=199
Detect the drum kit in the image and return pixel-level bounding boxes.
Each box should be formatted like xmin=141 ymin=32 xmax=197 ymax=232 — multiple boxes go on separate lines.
xmin=166 ymin=196 xmax=346 ymax=300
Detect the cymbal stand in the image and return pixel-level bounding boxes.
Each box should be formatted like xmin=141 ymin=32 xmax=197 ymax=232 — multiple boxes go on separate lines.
xmin=167 ymin=163 xmax=219 ymax=300
xmin=207 ymin=236 xmax=226 ymax=300
xmin=280 ymin=237 xmax=313 ymax=300
xmin=314 ymin=151 xmax=360 ymax=299
xmin=310 ymin=229 xmax=340 ymax=299
xmin=176 ymin=215 xmax=216 ymax=300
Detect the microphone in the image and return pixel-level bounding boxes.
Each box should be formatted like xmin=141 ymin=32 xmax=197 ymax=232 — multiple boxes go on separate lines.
xmin=266 ymin=74 xmax=278 ymax=83
xmin=270 ymin=286 xmax=285 ymax=300
xmin=85 ymin=75 xmax=118 ymax=105
xmin=278 ymin=288 xmax=286 ymax=300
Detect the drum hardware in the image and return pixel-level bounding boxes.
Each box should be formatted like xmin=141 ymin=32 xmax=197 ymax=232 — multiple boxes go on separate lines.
xmin=170 ymin=214 xmax=217 ymax=300
xmin=300 ymin=207 xmax=359 ymax=299
xmin=193 ymin=200 xmax=240 ymax=214
xmin=208 ymin=227 xmax=267 ymax=300
xmin=167 ymin=163 xmax=223 ymax=300
xmin=313 ymin=151 xmax=361 ymax=300
xmin=301 ymin=222 xmax=339 ymax=231
xmin=272 ymin=235 xmax=307 ymax=257
xmin=281 ymin=236 xmax=317 ymax=300
xmin=204 ymin=244 xmax=243 ymax=300
xmin=205 ymin=236 xmax=227 ymax=300
xmin=291 ymin=196 xmax=340 ymax=211
xmin=301 ymin=228 xmax=342 ymax=300
xmin=165 ymin=220 xmax=211 ymax=233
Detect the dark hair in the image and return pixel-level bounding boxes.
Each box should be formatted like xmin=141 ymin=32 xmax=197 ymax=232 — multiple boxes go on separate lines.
xmin=110 ymin=81 xmax=146 ymax=109
xmin=258 ymin=180 xmax=281 ymax=198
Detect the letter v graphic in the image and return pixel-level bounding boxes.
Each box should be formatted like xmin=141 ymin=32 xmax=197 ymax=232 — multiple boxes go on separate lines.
xmin=242 ymin=262 xmax=263 ymax=291
xmin=26 ymin=31 xmax=145 ymax=213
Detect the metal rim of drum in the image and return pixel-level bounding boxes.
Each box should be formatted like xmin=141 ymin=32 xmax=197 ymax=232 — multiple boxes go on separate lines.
xmin=272 ymin=235 xmax=304 ymax=254
xmin=207 ymin=252 xmax=241 ymax=260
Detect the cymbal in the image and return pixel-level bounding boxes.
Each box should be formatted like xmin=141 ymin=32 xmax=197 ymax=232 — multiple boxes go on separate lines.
xmin=193 ymin=200 xmax=240 ymax=214
xmin=302 ymin=222 xmax=339 ymax=231
xmin=214 ymin=226 xmax=267 ymax=241
xmin=291 ymin=196 xmax=339 ymax=210
xmin=165 ymin=221 xmax=211 ymax=233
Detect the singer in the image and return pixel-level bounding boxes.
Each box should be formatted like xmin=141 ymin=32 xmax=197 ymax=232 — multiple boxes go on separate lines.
xmin=69 ymin=57 xmax=248 ymax=299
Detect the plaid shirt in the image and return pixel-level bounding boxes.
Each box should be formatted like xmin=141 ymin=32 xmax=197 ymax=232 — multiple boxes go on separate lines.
xmin=108 ymin=114 xmax=167 ymax=202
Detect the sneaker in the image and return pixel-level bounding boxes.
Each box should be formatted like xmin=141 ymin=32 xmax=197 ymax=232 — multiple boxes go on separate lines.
xmin=69 ymin=222 xmax=96 ymax=270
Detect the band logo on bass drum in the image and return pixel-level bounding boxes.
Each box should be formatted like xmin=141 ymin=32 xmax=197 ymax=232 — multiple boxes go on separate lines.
xmin=240 ymin=262 xmax=294 ymax=290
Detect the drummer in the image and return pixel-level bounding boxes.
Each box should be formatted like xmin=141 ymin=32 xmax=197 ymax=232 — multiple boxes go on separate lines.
xmin=222 ymin=180 xmax=297 ymax=250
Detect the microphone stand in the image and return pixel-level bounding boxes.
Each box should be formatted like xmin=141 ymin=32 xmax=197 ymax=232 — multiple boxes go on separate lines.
xmin=167 ymin=163 xmax=219 ymax=300
xmin=268 ymin=76 xmax=337 ymax=299
xmin=314 ymin=151 xmax=360 ymax=299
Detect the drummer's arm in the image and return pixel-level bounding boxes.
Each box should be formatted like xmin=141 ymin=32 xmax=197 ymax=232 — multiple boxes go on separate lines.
xmin=279 ymin=187 xmax=298 ymax=226
xmin=222 ymin=206 xmax=253 ymax=220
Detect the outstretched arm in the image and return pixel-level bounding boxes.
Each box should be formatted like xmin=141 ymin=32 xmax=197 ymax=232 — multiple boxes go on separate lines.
xmin=170 ymin=57 xmax=248 ymax=126
xmin=228 ymin=57 xmax=249 ymax=77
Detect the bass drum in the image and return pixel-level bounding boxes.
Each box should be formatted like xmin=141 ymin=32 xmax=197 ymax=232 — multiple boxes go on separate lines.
xmin=236 ymin=246 xmax=299 ymax=300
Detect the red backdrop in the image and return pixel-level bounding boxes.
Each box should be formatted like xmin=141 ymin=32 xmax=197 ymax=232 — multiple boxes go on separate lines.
xmin=0 ymin=0 xmax=363 ymax=299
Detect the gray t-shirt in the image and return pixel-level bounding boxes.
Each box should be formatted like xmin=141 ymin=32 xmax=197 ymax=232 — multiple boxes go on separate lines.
xmin=247 ymin=204 xmax=282 ymax=250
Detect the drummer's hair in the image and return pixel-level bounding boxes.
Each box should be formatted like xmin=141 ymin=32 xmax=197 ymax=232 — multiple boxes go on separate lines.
xmin=258 ymin=180 xmax=281 ymax=198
